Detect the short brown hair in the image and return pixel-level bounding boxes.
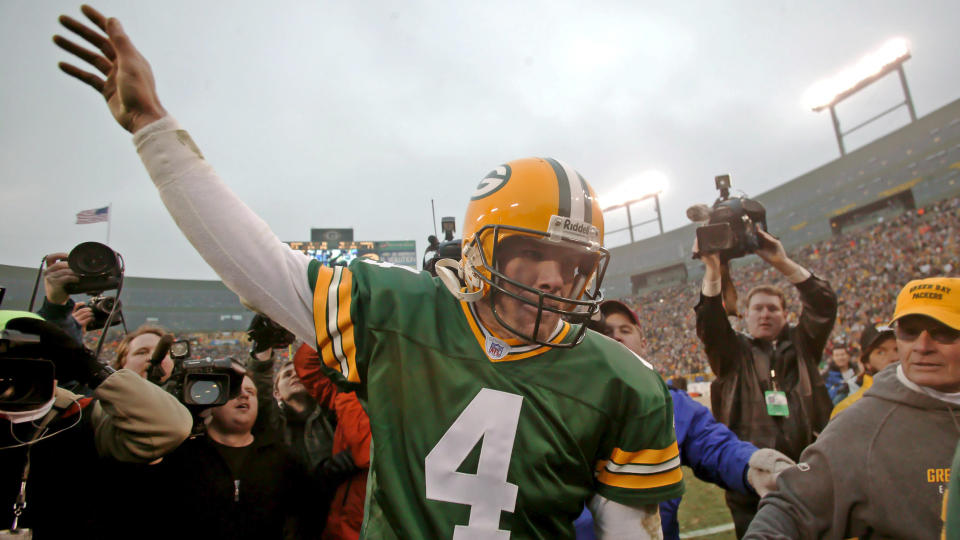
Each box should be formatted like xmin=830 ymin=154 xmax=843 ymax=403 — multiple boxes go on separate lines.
xmin=745 ymin=285 xmax=787 ymax=312
xmin=114 ymin=324 xmax=167 ymax=369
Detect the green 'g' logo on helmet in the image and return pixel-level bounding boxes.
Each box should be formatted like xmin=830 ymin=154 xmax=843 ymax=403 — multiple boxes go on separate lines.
xmin=470 ymin=164 xmax=512 ymax=200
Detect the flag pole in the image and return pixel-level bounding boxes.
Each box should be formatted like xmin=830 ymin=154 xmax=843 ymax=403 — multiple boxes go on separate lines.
xmin=106 ymin=203 xmax=112 ymax=245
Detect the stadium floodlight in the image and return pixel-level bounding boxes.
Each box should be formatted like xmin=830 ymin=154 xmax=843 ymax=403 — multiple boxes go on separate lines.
xmin=804 ymin=37 xmax=917 ymax=156
xmin=601 ymin=171 xmax=667 ymax=244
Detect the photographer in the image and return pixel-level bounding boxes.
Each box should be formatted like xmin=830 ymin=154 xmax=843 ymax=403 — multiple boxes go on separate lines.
xmin=0 ymin=310 xmax=192 ymax=538
xmin=694 ymin=228 xmax=836 ymax=537
xmin=35 ymin=252 xmax=95 ymax=346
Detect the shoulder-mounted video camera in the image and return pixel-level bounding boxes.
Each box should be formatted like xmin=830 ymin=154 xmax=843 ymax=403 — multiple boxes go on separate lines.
xmin=689 ymin=174 xmax=767 ymax=262
xmin=163 ymin=339 xmax=243 ymax=410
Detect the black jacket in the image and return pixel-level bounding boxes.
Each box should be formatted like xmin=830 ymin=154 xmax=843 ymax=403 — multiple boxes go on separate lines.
xmin=159 ymin=434 xmax=317 ymax=539
xmin=695 ymin=274 xmax=837 ymax=461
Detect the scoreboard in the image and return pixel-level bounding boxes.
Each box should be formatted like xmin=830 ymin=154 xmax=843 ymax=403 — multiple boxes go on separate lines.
xmin=285 ymin=240 xmax=417 ymax=268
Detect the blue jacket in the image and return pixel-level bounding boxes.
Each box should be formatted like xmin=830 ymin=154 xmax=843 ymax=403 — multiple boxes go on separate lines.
xmin=575 ymin=387 xmax=757 ymax=539
xmin=823 ymin=369 xmax=852 ymax=405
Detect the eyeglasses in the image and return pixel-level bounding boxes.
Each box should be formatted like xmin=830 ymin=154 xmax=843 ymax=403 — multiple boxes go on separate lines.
xmin=895 ymin=319 xmax=960 ymax=345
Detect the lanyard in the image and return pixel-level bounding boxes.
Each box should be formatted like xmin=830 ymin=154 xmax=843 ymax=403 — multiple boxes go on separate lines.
xmin=8 ymin=409 xmax=59 ymax=532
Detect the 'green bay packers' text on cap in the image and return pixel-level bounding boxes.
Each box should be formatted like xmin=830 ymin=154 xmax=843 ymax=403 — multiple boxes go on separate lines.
xmin=889 ymin=277 xmax=959 ymax=330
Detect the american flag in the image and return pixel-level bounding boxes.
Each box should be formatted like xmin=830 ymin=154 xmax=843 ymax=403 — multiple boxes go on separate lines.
xmin=76 ymin=206 xmax=110 ymax=224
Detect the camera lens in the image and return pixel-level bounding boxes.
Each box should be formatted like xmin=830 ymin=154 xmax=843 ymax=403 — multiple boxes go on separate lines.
xmin=68 ymin=242 xmax=117 ymax=275
xmin=187 ymin=379 xmax=223 ymax=405
xmin=170 ymin=340 xmax=190 ymax=359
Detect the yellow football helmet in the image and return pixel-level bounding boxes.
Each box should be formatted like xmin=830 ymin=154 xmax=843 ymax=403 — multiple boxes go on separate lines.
xmin=455 ymin=157 xmax=609 ymax=347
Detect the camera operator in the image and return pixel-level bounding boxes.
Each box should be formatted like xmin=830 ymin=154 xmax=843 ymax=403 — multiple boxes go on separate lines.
xmin=160 ymin=368 xmax=319 ymax=539
xmin=112 ymin=325 xmax=174 ymax=381
xmin=0 ymin=310 xmax=192 ymax=538
xmin=694 ymin=228 xmax=836 ymax=537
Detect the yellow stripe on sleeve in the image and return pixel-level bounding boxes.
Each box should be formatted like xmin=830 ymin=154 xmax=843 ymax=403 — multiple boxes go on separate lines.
xmin=597 ymin=466 xmax=683 ymax=490
xmin=312 ymin=266 xmax=339 ymax=373
xmin=335 ymin=269 xmax=359 ymax=383
xmin=312 ymin=266 xmax=358 ymax=382
xmin=610 ymin=442 xmax=679 ymax=465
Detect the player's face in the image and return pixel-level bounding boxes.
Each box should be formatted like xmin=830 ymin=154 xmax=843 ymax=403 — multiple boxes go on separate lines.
xmin=210 ymin=376 xmax=258 ymax=434
xmin=274 ymin=362 xmax=307 ymax=404
xmin=896 ymin=315 xmax=960 ymax=392
xmin=866 ymin=337 xmax=898 ymax=373
xmin=603 ymin=313 xmax=646 ymax=356
xmin=746 ymin=293 xmax=786 ymax=341
xmin=494 ymin=236 xmax=586 ymax=342
xmin=831 ymin=348 xmax=851 ymax=370
xmin=122 ymin=333 xmax=173 ymax=382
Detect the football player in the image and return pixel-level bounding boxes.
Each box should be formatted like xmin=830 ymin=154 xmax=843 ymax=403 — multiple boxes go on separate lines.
xmin=54 ymin=6 xmax=683 ymax=538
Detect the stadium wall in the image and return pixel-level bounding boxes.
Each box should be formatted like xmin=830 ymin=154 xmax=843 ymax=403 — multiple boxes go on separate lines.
xmin=0 ymin=264 xmax=251 ymax=332
xmin=603 ymin=97 xmax=960 ymax=299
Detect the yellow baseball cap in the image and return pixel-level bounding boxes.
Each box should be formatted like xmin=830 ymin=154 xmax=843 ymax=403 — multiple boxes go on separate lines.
xmin=889 ymin=277 xmax=960 ymax=330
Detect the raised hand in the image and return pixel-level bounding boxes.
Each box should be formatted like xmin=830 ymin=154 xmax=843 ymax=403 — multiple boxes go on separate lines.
xmin=72 ymin=302 xmax=95 ymax=331
xmin=692 ymin=237 xmax=722 ymax=277
xmin=43 ymin=252 xmax=78 ymax=305
xmin=54 ymin=5 xmax=166 ymax=133
xmin=754 ymin=228 xmax=787 ymax=266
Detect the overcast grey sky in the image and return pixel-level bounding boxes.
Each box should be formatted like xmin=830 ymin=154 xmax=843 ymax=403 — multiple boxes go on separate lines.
xmin=2 ymin=1 xmax=959 ymax=280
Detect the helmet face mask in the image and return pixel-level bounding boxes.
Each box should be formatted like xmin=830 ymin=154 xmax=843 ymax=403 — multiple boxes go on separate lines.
xmin=457 ymin=158 xmax=609 ymax=348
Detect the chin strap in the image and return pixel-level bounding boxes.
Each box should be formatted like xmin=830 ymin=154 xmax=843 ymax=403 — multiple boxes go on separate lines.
xmin=435 ymin=259 xmax=483 ymax=303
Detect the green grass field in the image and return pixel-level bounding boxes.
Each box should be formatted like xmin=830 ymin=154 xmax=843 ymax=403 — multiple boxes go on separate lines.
xmin=676 ymin=467 xmax=738 ymax=539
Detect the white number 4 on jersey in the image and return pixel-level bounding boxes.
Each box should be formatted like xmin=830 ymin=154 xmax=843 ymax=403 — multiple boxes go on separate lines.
xmin=425 ymin=388 xmax=524 ymax=539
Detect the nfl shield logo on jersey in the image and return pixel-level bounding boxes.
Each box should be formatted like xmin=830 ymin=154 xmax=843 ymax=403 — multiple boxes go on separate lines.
xmin=484 ymin=336 xmax=509 ymax=360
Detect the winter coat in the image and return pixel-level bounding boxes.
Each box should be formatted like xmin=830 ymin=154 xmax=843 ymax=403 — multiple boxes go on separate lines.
xmin=695 ymin=275 xmax=837 ymax=462
xmin=159 ymin=433 xmax=315 ymax=539
xmin=246 ymin=352 xmax=337 ymax=472
xmin=746 ymin=365 xmax=960 ymax=539
xmin=295 ymin=346 xmax=372 ymax=540
xmin=1 ymin=370 xmax=191 ymax=539
xmin=831 ymin=373 xmax=874 ymax=419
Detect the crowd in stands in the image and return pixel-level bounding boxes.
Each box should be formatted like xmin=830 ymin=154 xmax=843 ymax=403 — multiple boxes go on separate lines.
xmin=625 ymin=195 xmax=960 ymax=380
xmin=84 ymin=330 xmax=251 ymax=367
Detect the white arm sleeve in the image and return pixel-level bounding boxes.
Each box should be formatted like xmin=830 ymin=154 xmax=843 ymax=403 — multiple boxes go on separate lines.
xmin=133 ymin=116 xmax=317 ymax=345
xmin=588 ymin=494 xmax=663 ymax=539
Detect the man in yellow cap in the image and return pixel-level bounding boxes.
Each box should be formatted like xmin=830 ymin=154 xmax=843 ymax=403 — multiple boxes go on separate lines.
xmin=746 ymin=277 xmax=960 ymax=539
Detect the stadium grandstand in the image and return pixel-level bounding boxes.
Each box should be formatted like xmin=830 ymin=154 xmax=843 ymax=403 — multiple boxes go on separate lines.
xmin=0 ymin=264 xmax=250 ymax=332
xmin=603 ymin=97 xmax=960 ymax=382
xmin=603 ymin=97 xmax=960 ymax=299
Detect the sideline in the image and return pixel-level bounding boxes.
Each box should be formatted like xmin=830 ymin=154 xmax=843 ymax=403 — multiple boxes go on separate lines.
xmin=679 ymin=522 xmax=735 ymax=538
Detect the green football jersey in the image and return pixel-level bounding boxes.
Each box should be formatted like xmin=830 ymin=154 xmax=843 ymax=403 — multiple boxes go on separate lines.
xmin=308 ymin=258 xmax=683 ymax=539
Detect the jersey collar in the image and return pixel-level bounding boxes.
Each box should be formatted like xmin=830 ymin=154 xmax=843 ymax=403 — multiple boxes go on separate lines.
xmin=460 ymin=300 xmax=570 ymax=362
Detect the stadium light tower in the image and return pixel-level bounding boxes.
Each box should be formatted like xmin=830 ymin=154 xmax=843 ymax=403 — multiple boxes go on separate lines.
xmin=601 ymin=171 xmax=666 ymax=243
xmin=804 ymin=37 xmax=916 ymax=156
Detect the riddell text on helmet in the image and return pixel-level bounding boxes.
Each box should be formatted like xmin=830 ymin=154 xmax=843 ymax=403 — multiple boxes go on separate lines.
xmin=548 ymin=215 xmax=599 ymax=244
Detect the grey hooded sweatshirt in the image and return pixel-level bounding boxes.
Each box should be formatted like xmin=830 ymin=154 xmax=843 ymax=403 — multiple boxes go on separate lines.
xmin=745 ymin=364 xmax=960 ymax=539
